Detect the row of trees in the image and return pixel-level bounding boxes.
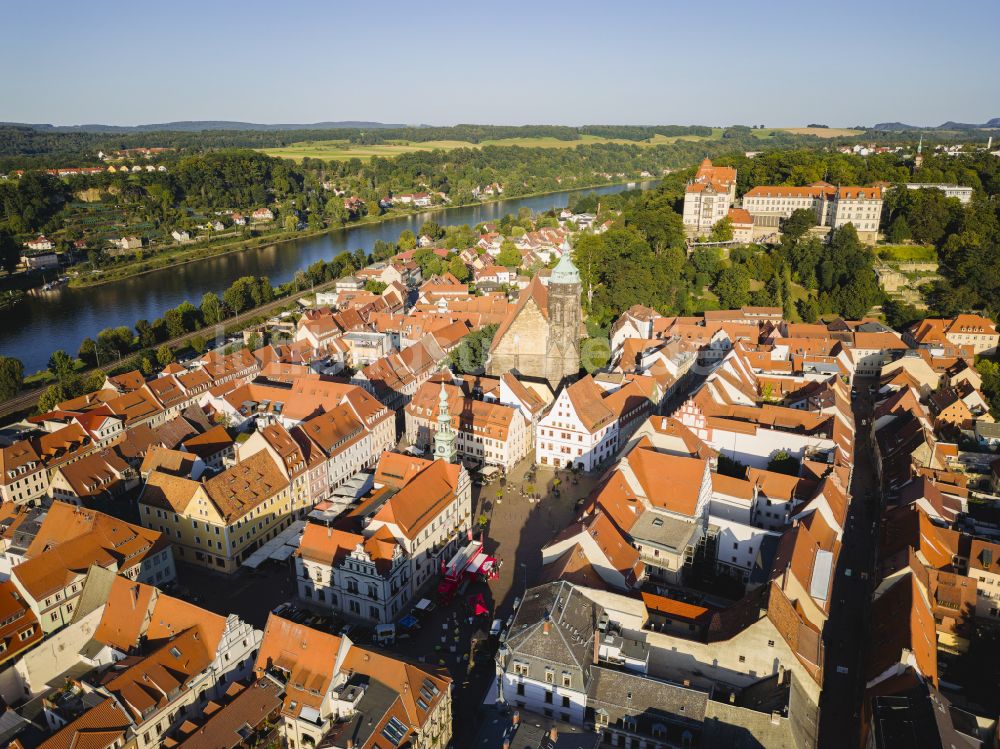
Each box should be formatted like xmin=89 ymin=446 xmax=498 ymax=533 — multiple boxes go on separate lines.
xmin=75 ymin=274 xmax=277 ymax=368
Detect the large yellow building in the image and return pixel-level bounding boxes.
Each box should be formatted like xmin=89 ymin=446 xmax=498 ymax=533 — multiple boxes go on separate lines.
xmin=138 ymin=450 xmax=292 ymax=572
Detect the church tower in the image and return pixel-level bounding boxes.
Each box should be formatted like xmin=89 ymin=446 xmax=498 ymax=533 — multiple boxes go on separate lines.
xmin=914 ymin=135 xmax=924 ymax=169
xmin=545 ymin=252 xmax=583 ymax=385
xmin=433 ymin=383 xmax=458 ymax=463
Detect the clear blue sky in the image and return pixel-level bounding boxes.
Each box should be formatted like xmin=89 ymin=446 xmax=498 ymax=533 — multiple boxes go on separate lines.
xmin=4 ymin=0 xmax=998 ymax=128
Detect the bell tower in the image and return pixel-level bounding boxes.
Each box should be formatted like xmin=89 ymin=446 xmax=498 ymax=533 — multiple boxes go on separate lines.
xmin=545 ymin=252 xmax=583 ymax=385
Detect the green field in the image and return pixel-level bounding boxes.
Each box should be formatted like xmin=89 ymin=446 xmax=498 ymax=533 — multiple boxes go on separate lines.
xmin=876 ymin=244 xmax=938 ymax=262
xmin=259 ymin=134 xmax=655 ymax=161
xmin=259 ymin=127 xmax=823 ymax=162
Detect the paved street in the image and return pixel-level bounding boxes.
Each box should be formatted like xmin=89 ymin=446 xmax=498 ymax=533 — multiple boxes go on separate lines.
xmin=173 ymin=559 xmax=295 ymax=629
xmin=415 ymin=459 xmax=598 ymax=747
xmin=817 ymin=383 xmax=880 ymax=748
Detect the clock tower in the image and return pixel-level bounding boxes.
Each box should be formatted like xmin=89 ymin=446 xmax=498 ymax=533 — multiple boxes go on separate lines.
xmin=433 ymin=383 xmax=458 ymax=463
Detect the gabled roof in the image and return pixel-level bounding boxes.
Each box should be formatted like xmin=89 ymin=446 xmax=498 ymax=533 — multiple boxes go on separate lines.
xmin=203 ymin=451 xmax=289 ymax=524
xmin=173 ymin=679 xmax=283 ymax=749
xmin=140 ymin=470 xmax=203 ymax=515
xmin=562 ymin=375 xmax=615 ymax=433
xmin=140 ymin=445 xmax=197 ymax=477
xmin=626 ymin=447 xmax=707 ymax=517
xmin=504 ymin=581 xmax=600 ymax=681
xmin=104 ymin=625 xmax=215 ymax=721
xmin=93 ymin=577 xmax=158 ymax=651
xmin=868 ymin=572 xmax=938 ymax=688
xmin=37 ymin=698 xmax=132 ymax=749
xmin=52 ymin=449 xmax=128 ymax=498
xmin=13 ymin=504 xmax=165 ymax=601
xmin=180 ymin=424 xmax=233 ymax=460
xmin=368 ymin=459 xmax=458 ymax=540
xmin=489 ymin=275 xmax=548 ymax=352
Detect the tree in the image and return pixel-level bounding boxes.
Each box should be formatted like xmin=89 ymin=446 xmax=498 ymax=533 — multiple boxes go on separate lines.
xmin=47 ymin=350 xmax=75 ymax=383
xmin=767 ymin=450 xmax=800 ymax=476
xmin=709 ymin=216 xmax=734 ymax=243
xmin=796 ymin=296 xmax=819 ymax=323
xmin=190 ymin=335 xmax=208 ymax=354
xmin=690 ymin=247 xmax=723 ymax=277
xmin=223 ymin=276 xmax=256 ymax=314
xmin=882 ymin=299 xmax=925 ymax=330
xmin=176 ymin=301 xmax=201 ymax=332
xmin=397 ymin=230 xmax=417 ymax=251
xmin=283 ymin=214 xmax=298 ymax=232
xmin=497 ymin=241 xmax=521 ymax=268
xmin=887 ymin=215 xmax=911 ymax=244
xmin=200 ymin=292 xmax=222 ymax=327
xmin=138 ymin=351 xmax=156 ymax=376
xmin=716 ymin=454 xmax=747 ymax=478
xmin=780 ymin=209 xmax=816 ymax=243
xmin=976 ymin=360 xmax=1000 ymax=419
xmin=372 ymin=240 xmax=395 ymax=261
xmin=37 ymin=383 xmax=67 ymax=414
xmin=156 ymin=344 xmax=174 ymax=367
xmin=257 ymin=277 xmax=274 ymax=305
xmin=448 ymin=324 xmax=498 ymax=374
xmin=78 ymin=337 xmax=98 ymax=366
xmin=713 ymin=265 xmax=751 ymax=309
xmin=0 ymin=356 xmax=24 ymax=400
xmin=135 ymin=319 xmax=157 ymax=348
xmin=364 ymin=280 xmax=388 ymax=294
xmin=97 ymin=326 xmax=134 ymax=360
xmin=325 ymin=198 xmax=348 ymax=227
xmin=419 ymin=221 xmax=443 ymax=240
xmin=164 ymin=308 xmax=186 ymax=339
xmin=0 ymin=229 xmax=19 ymax=274
xmin=448 ymin=256 xmax=470 ymax=282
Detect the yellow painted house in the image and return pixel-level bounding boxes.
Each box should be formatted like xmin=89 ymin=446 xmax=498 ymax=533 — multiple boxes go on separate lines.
xmin=138 ymin=450 xmax=292 ymax=573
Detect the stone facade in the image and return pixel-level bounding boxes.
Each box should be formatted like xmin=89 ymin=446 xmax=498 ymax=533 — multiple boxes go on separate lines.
xmin=488 ymin=254 xmax=582 ymax=387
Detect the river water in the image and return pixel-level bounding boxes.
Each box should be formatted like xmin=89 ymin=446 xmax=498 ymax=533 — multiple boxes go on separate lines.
xmin=1 ymin=182 xmax=652 ymax=373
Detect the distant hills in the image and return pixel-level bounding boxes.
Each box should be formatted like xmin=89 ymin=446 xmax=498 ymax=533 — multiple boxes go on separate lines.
xmin=4 ymin=118 xmax=999 ymax=136
xmin=871 ymin=118 xmax=1000 ymax=131
xmin=0 ymin=120 xmax=412 ymax=133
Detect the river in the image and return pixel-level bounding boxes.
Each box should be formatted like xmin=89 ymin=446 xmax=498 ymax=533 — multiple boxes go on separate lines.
xmin=1 ymin=182 xmax=652 ymax=373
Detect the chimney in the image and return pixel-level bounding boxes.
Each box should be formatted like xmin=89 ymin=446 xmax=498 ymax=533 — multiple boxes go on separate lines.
xmin=593 ymin=634 xmax=600 ymax=664
xmin=549 ymin=727 xmax=558 ymax=742
xmin=777 ymin=665 xmax=786 ymax=685
xmin=543 ymin=620 xmax=550 ymax=635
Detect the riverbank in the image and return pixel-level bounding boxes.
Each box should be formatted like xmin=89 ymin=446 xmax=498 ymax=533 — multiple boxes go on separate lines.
xmin=1 ymin=289 xmax=312 ymax=423
xmin=2 ymin=180 xmax=657 ymax=374
xmin=64 ymin=178 xmax=644 ymax=289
